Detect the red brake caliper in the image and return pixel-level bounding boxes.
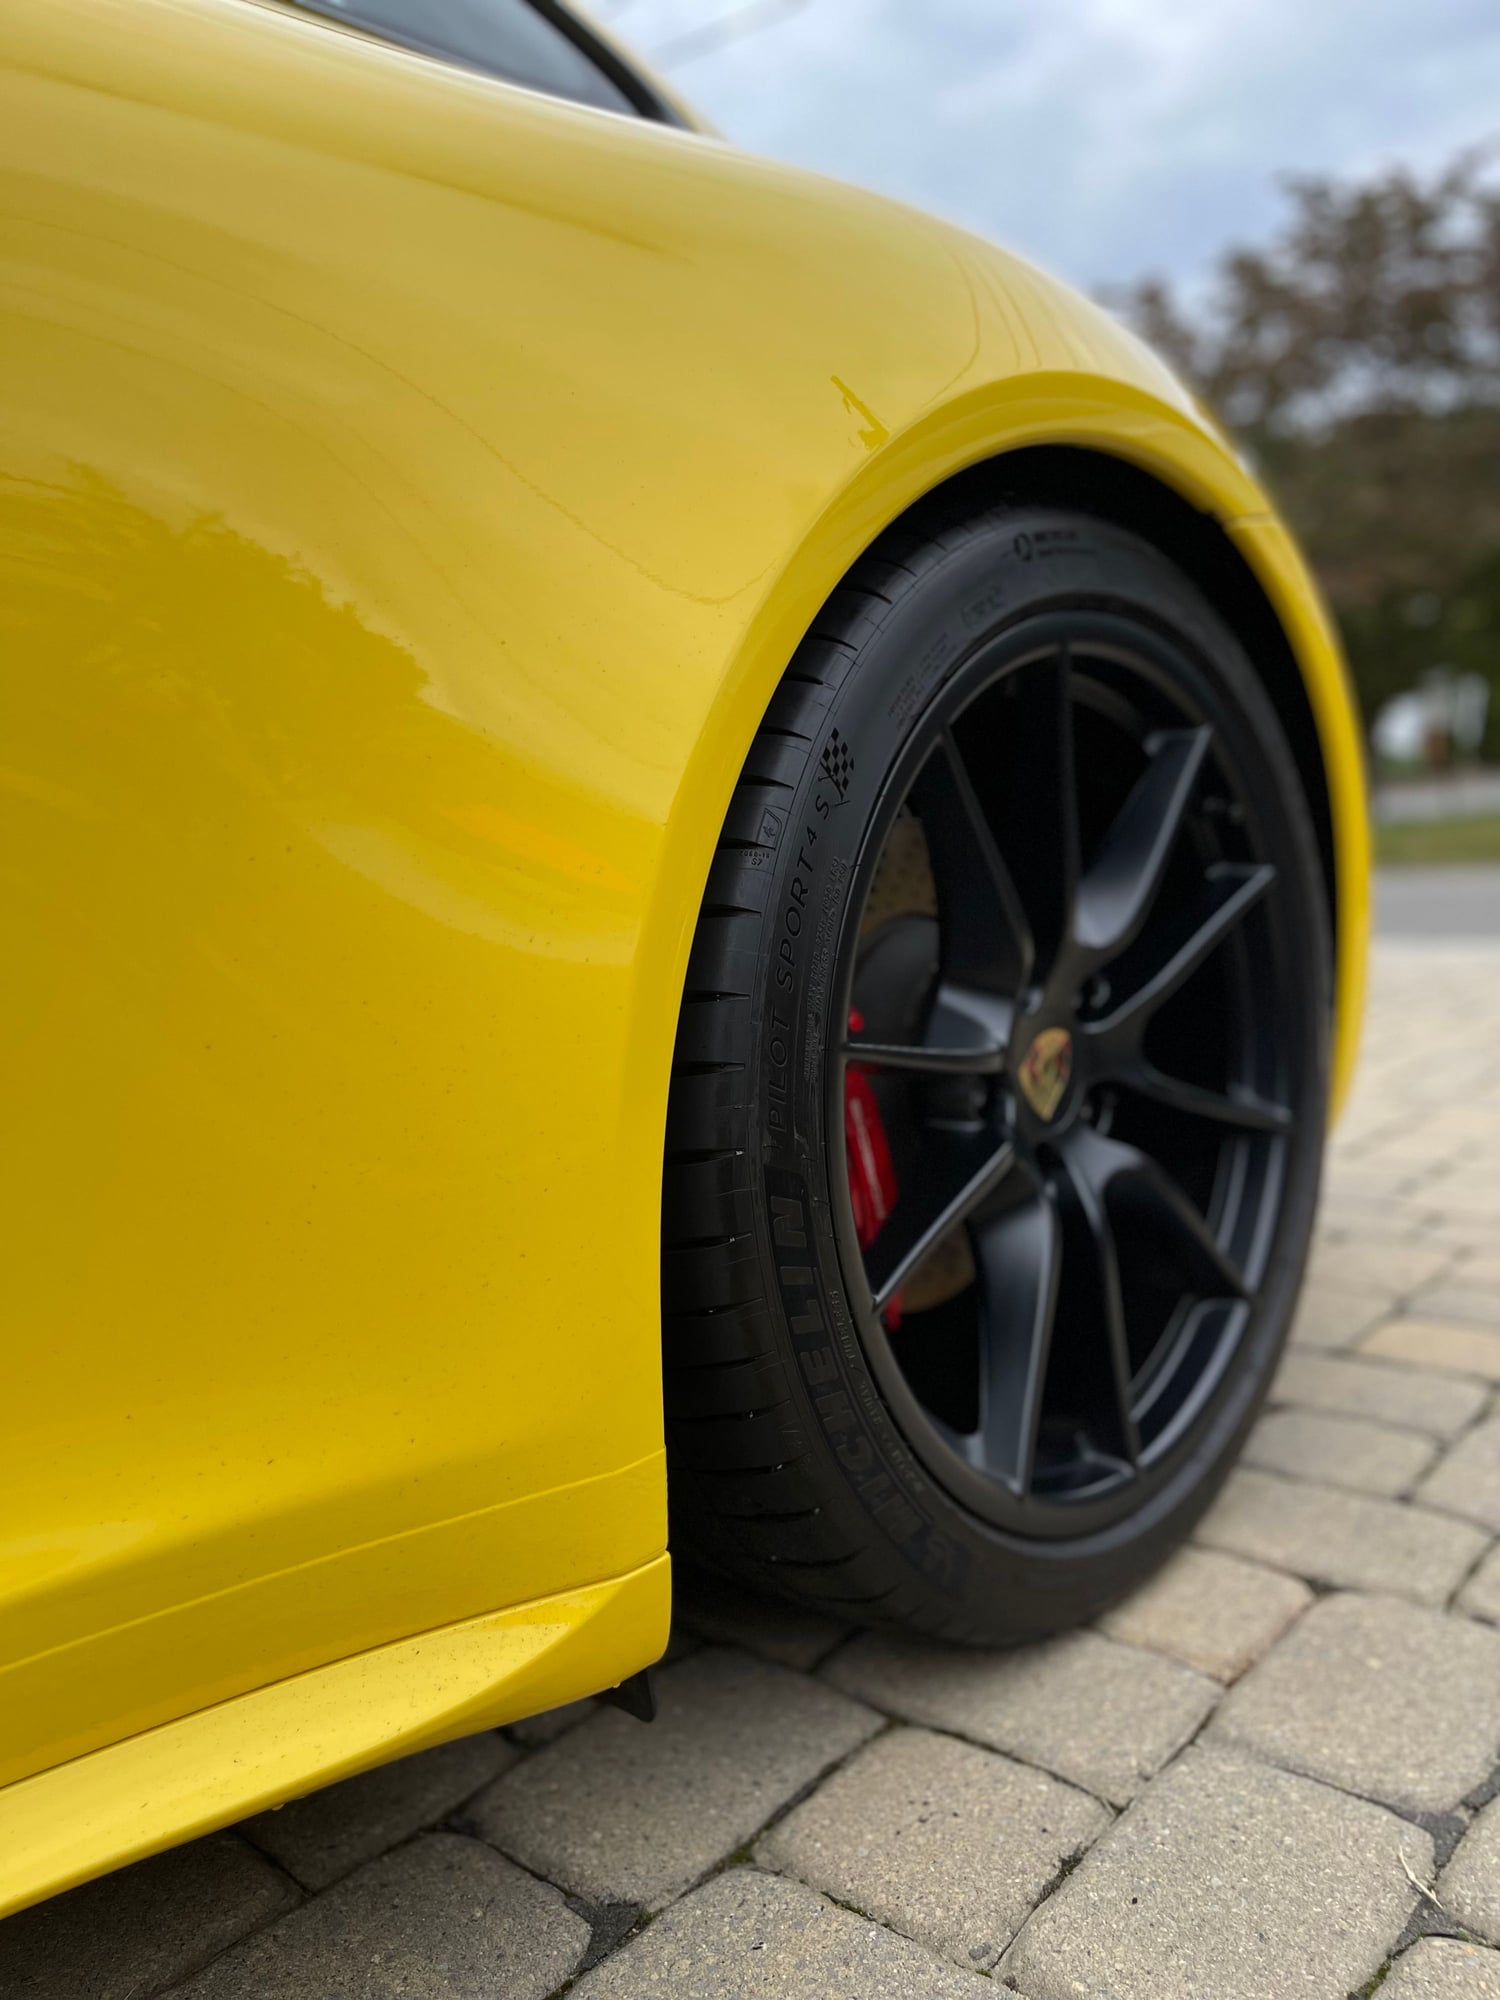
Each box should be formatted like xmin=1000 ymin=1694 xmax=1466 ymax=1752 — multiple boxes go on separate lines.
xmin=844 ymin=1008 xmax=902 ymax=1326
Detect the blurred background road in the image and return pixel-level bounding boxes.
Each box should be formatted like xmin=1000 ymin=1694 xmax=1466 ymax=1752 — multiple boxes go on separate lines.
xmin=1379 ymin=867 xmax=1500 ymax=938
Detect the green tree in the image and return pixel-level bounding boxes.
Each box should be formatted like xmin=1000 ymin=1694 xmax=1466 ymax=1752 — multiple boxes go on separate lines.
xmin=1110 ymin=148 xmax=1500 ymax=759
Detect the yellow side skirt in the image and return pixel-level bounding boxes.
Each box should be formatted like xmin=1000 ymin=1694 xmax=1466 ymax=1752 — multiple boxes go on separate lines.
xmin=0 ymin=1552 xmax=671 ymax=1918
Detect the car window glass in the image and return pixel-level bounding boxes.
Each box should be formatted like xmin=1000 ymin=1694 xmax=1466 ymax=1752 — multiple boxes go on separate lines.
xmin=303 ymin=0 xmax=638 ymax=114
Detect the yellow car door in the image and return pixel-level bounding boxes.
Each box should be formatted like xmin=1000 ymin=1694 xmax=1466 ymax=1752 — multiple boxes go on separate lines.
xmin=0 ymin=0 xmax=675 ymax=1794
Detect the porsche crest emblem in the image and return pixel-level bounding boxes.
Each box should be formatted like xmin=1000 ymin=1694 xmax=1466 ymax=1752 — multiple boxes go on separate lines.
xmin=1017 ymin=1027 xmax=1073 ymax=1122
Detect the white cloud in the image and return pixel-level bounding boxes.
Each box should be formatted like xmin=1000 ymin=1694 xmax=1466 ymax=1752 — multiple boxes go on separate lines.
xmin=609 ymin=0 xmax=1500 ymax=290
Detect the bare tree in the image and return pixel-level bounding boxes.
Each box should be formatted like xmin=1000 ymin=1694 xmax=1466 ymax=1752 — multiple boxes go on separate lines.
xmin=1110 ymin=149 xmax=1500 ymax=751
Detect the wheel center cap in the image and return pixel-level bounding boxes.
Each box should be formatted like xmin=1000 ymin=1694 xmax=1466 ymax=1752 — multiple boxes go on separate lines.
xmin=1016 ymin=1026 xmax=1074 ymax=1122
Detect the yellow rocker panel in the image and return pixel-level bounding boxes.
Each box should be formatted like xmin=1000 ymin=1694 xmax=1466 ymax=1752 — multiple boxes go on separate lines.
xmin=0 ymin=1554 xmax=670 ymax=1920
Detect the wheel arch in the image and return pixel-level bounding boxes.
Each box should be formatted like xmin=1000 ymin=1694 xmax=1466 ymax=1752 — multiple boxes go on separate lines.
xmin=766 ymin=436 xmax=1369 ymax=1123
xmin=883 ymin=445 xmax=1339 ymax=976
xmin=660 ymin=450 xmax=1338 ymax=1638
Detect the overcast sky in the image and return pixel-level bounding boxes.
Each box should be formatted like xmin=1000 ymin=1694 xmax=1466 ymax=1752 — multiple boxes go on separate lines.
xmin=603 ymin=0 xmax=1500 ymax=296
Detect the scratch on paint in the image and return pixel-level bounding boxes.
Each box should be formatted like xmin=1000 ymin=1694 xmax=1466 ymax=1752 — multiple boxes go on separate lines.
xmin=832 ymin=374 xmax=890 ymax=451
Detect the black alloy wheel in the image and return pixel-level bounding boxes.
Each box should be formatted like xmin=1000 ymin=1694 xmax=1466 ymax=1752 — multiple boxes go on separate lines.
xmin=664 ymin=502 xmax=1329 ymax=1643
xmin=836 ymin=616 xmax=1292 ymax=1540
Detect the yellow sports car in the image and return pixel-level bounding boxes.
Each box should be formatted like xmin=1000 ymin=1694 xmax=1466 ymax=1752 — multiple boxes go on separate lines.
xmin=0 ymin=0 xmax=1368 ymax=1915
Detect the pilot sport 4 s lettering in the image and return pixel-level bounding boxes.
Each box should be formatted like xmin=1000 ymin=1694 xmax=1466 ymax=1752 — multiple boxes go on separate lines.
xmin=0 ymin=0 xmax=1369 ymax=1913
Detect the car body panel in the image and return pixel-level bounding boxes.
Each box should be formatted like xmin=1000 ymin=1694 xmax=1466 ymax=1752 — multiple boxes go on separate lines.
xmin=1227 ymin=513 xmax=1370 ymax=1099
xmin=0 ymin=0 xmax=1368 ymax=1908
xmin=0 ymin=1555 xmax=670 ymax=1918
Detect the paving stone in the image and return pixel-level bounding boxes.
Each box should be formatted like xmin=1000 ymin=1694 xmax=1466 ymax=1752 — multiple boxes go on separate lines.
xmin=1096 ymin=1545 xmax=1312 ymax=1681
xmin=1244 ymin=1407 xmax=1438 ymax=1496
xmin=0 ymin=1833 xmax=296 ymax=2000
xmin=1460 ymin=1544 xmax=1500 ymax=1623
xmin=1272 ymin=1351 xmax=1489 ymax=1438
xmin=1364 ymin=1319 xmax=1500 ymax=1383
xmin=1418 ymin=1288 xmax=1500 ymax=1331
xmin=1381 ymin=1938 xmax=1500 ymax=1998
xmin=1435 ymin=1186 xmax=1500 ymax=1226
xmin=1208 ymin=1592 xmax=1500 ymax=1811
xmin=1361 ymin=1111 xmax=1484 ymax=1150
xmin=461 ymin=1647 xmax=880 ymax=1909
xmin=1320 ymin=1213 xmax=1443 ymax=1252
xmin=241 ymin=1734 xmax=515 ymax=1890
xmin=176 ymin=1834 xmax=584 ymax=2000
xmin=1440 ymin=1797 xmax=1500 ymax=1946
xmin=1310 ymin=1239 xmax=1453 ymax=1298
xmin=1419 ymin=1416 xmax=1500 ymax=1534
xmin=1194 ymin=1467 xmax=1488 ymax=1604
xmin=572 ymin=1868 xmax=989 ymax=2000
xmin=1321 ymin=1161 xmax=1424 ymax=1200
xmin=824 ymin=1627 xmax=1216 ymax=1806
xmin=1434 ymin=1220 xmax=1500 ymax=1254
xmin=674 ymin=1568 xmax=847 ymax=1672
xmin=661 ymin=1623 xmax=702 ymax=1664
xmin=755 ymin=1726 xmax=1108 ymax=1970
xmin=1290 ymin=1279 xmax=1398 ymax=1350
xmin=1000 ymin=1745 xmax=1429 ymax=2000
xmin=505 ymin=1699 xmax=595 ymax=1747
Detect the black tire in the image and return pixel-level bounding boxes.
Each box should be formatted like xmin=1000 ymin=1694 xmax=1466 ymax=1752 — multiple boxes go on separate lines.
xmin=662 ymin=502 xmax=1329 ymax=1643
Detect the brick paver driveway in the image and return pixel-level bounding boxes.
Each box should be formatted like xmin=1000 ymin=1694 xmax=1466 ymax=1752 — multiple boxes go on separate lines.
xmin=6 ymin=939 xmax=1500 ymax=2000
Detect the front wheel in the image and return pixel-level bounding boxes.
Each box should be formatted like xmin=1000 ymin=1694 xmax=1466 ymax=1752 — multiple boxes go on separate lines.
xmin=663 ymin=504 xmax=1329 ymax=1643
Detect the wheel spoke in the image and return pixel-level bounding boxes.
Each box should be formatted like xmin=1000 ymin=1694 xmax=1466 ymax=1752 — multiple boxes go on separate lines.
xmin=844 ymin=982 xmax=1014 ymax=1076
xmin=969 ymin=1181 xmax=1061 ymax=1494
xmin=1073 ymin=728 xmax=1212 ymax=962
xmin=1066 ymin=1124 xmax=1247 ymax=1302
xmin=1040 ymin=646 xmax=1081 ymax=917
xmin=1120 ymin=1156 xmax=1249 ymax=1301
xmin=910 ymin=733 xmax=1034 ymax=991
xmin=1055 ymin=1130 xmax=1140 ymax=1467
xmin=1086 ymin=861 xmax=1275 ymax=1050
xmin=1122 ymin=1063 xmax=1292 ymax=1134
xmin=992 ymin=645 xmax=1080 ymax=966
xmin=867 ymin=1138 xmax=1017 ymax=1312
